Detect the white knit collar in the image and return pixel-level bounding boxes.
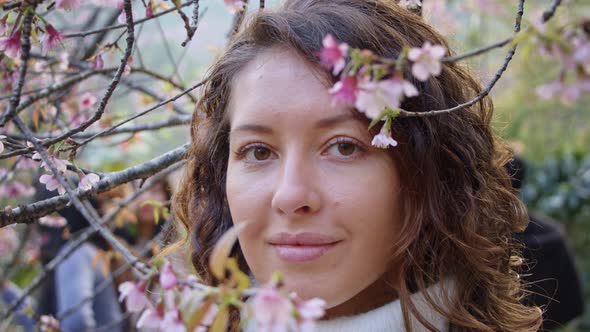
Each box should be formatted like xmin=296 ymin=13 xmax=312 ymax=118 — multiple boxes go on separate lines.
xmin=314 ymin=281 xmax=451 ymax=332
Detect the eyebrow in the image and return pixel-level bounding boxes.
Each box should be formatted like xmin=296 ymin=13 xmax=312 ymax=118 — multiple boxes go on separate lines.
xmin=231 ymin=113 xmax=358 ymax=135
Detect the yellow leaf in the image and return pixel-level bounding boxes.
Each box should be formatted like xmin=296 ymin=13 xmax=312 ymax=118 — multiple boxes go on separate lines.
xmin=210 ymin=306 xmax=229 ymax=332
xmin=226 ymin=258 xmax=250 ymax=291
xmin=184 ymin=296 xmax=213 ymax=331
xmin=209 ymin=223 xmax=247 ymax=280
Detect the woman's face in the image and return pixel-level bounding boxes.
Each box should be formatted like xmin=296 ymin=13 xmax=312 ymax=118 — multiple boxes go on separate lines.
xmin=226 ymin=47 xmax=402 ymax=309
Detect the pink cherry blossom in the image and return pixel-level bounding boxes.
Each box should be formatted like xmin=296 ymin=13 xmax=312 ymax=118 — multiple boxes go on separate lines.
xmin=17 ymin=157 xmax=38 ymax=170
xmin=93 ymin=54 xmax=104 ymax=69
xmin=56 ymin=0 xmax=81 ymax=10
xmin=39 ymin=215 xmax=67 ymax=228
xmin=399 ymin=0 xmax=422 ymax=9
xmin=78 ymin=173 xmax=100 ymax=190
xmin=80 ymin=92 xmax=97 ymax=110
xmin=0 ymin=227 xmax=19 ymax=259
xmin=224 ymin=0 xmax=246 ymax=14
xmin=296 ymin=298 xmax=326 ymax=332
xmin=0 ymin=134 xmax=5 ymax=153
xmin=319 ymin=34 xmax=349 ymax=75
xmin=329 ymin=76 xmax=358 ymax=106
xmin=0 ymin=180 xmax=35 ymax=197
xmin=161 ymin=310 xmax=187 ymax=332
xmin=39 ymin=174 xmax=66 ymax=195
xmin=41 ymin=25 xmax=64 ymax=54
xmin=146 ymin=2 xmax=154 ymax=18
xmin=251 ymin=287 xmax=294 ymax=332
xmin=159 ymin=262 xmax=178 ymax=290
xmin=118 ymin=281 xmax=151 ymax=312
xmin=0 ymin=31 xmax=22 ymax=60
xmin=371 ymin=128 xmax=398 ymax=148
xmin=40 ymin=315 xmax=60 ymax=332
xmin=355 ymin=77 xmax=418 ymax=119
xmin=408 ymin=41 xmax=446 ymax=81
xmin=32 ymin=152 xmax=70 ymax=173
xmin=136 ymin=308 xmax=163 ymax=329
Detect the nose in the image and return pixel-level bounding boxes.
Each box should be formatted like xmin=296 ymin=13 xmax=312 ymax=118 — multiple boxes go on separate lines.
xmin=271 ymin=157 xmax=321 ymax=217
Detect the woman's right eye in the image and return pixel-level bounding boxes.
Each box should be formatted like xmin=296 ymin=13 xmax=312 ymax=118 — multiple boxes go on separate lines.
xmin=239 ymin=144 xmax=275 ymax=161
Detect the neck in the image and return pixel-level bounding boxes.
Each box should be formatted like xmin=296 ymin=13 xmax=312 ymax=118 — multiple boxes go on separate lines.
xmin=323 ymin=275 xmax=398 ymax=319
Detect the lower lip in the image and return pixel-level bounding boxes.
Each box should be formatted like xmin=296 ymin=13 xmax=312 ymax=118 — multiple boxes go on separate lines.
xmin=273 ymin=244 xmax=337 ymax=262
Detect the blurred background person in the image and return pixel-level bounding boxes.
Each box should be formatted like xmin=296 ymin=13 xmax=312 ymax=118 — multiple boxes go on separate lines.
xmin=507 ymin=157 xmax=585 ymax=330
xmin=35 ymin=183 xmax=125 ymax=332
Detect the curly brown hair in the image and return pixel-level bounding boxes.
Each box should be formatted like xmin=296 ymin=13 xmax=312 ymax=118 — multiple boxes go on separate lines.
xmin=170 ymin=0 xmax=543 ymax=330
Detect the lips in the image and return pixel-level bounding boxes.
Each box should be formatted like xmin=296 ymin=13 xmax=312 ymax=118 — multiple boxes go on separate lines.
xmin=267 ymin=232 xmax=341 ymax=262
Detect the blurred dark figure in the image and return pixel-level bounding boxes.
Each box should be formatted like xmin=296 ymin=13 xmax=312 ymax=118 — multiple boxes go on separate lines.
xmin=35 ymin=184 xmax=124 ymax=332
xmin=507 ymin=157 xmax=585 ymax=331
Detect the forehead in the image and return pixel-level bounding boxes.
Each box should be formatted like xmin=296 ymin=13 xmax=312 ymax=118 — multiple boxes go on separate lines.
xmin=227 ymin=47 xmax=351 ymax=128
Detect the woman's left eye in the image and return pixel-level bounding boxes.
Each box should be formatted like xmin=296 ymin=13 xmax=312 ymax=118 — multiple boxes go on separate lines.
xmin=324 ymin=138 xmax=364 ymax=158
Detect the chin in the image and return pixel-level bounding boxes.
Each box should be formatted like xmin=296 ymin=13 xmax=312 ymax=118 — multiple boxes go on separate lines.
xmin=280 ymin=275 xmax=354 ymax=308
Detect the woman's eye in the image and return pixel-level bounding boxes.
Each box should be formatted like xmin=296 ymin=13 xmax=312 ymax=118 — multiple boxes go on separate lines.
xmin=243 ymin=146 xmax=273 ymax=161
xmin=325 ymin=139 xmax=362 ymax=158
xmin=336 ymin=143 xmax=356 ymax=156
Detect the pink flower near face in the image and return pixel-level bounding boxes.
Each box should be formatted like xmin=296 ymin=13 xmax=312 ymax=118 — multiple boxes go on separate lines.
xmin=160 ymin=310 xmax=187 ymax=332
xmin=224 ymin=0 xmax=246 ymax=14
xmin=355 ymin=77 xmax=418 ymax=119
xmin=78 ymin=173 xmax=100 ymax=190
xmin=0 ymin=31 xmax=22 ymax=60
xmin=295 ymin=297 xmax=326 ymax=331
xmin=251 ymin=288 xmax=294 ymax=332
xmin=159 ymin=262 xmax=178 ymax=290
xmin=408 ymin=41 xmax=446 ymax=81
xmin=329 ymin=76 xmax=358 ymax=106
xmin=136 ymin=308 xmax=163 ymax=329
xmin=56 ymin=0 xmax=81 ymax=10
xmin=118 ymin=281 xmax=151 ymax=312
xmin=39 ymin=215 xmax=67 ymax=228
xmin=319 ymin=34 xmax=349 ymax=75
xmin=41 ymin=25 xmax=64 ymax=54
xmin=371 ymin=128 xmax=398 ymax=149
xmin=39 ymin=174 xmax=66 ymax=195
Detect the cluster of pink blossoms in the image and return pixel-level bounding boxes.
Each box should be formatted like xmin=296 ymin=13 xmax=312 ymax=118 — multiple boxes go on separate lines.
xmin=319 ymin=34 xmax=446 ymax=148
xmin=534 ymin=20 xmax=590 ymax=106
xmin=117 ymin=261 xmax=326 ymax=332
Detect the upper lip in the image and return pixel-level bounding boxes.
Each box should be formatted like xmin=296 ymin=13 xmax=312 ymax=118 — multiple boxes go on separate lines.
xmin=267 ymin=232 xmax=341 ymax=246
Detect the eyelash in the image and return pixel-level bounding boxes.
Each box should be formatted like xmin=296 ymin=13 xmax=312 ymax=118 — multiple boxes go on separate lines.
xmin=234 ymin=137 xmax=366 ymax=162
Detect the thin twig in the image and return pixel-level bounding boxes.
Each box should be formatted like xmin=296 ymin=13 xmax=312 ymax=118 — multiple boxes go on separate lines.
xmin=63 ymin=1 xmax=193 ymax=38
xmin=398 ymin=0 xmax=529 ymax=118
xmin=181 ymin=0 xmax=200 ymax=47
xmin=63 ymin=80 xmax=204 ymax=150
xmin=0 ymin=6 xmax=36 ymax=127
xmin=0 ymin=145 xmax=189 ymax=227
xmin=0 ymin=162 xmax=183 ymax=322
xmin=5 ymin=115 xmax=191 ymax=140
